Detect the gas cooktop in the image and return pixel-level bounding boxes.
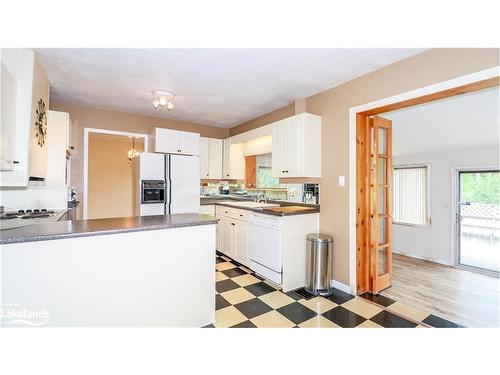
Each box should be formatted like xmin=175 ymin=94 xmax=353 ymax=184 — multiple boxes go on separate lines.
xmin=0 ymin=209 xmax=57 ymax=220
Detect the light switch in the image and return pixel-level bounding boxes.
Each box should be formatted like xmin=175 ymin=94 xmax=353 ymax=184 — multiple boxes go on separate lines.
xmin=338 ymin=176 xmax=345 ymax=187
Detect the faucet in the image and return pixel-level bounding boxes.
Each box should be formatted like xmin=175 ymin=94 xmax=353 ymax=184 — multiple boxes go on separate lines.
xmin=255 ymin=191 xmax=269 ymax=203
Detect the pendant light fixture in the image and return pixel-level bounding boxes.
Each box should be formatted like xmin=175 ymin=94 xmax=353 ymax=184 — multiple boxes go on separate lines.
xmin=127 ymin=137 xmax=140 ymax=162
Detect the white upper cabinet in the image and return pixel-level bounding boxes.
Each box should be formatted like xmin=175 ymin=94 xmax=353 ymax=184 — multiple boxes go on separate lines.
xmin=150 ymin=128 xmax=200 ymax=155
xmin=178 ymin=130 xmax=200 ymax=155
xmin=1 ymin=49 xmax=50 ymax=187
xmin=229 ymin=143 xmax=245 ymax=180
xmin=199 ymin=137 xmax=223 ymax=179
xmin=46 ymin=110 xmax=72 ymax=187
xmin=208 ymin=138 xmax=223 ymax=179
xmin=272 ymin=113 xmax=321 ymax=178
xmin=199 ymin=137 xmax=210 ymax=178
xmin=223 ymin=138 xmax=231 ymax=179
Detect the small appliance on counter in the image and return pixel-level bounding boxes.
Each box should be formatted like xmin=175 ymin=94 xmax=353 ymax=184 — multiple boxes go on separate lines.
xmin=303 ymin=184 xmax=319 ymax=204
xmin=219 ymin=181 xmax=230 ymax=195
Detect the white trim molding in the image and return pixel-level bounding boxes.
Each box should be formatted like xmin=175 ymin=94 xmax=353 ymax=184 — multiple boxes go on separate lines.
xmin=329 ymin=279 xmax=352 ymax=295
xmin=83 ymin=128 xmax=149 ymax=219
xmin=348 ymin=66 xmax=500 ymax=295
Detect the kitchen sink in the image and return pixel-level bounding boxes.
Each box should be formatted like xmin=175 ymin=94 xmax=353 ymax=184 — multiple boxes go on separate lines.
xmin=218 ymin=201 xmax=280 ymax=208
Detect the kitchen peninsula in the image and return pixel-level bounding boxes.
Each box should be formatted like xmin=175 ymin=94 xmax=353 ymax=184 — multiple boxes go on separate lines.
xmin=1 ymin=214 xmax=217 ymax=327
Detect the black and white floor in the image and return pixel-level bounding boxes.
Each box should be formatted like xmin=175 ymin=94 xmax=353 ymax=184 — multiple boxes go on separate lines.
xmin=205 ymin=253 xmax=462 ymax=328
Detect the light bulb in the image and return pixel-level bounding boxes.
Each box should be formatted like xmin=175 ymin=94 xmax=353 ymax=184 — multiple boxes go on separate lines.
xmin=166 ymin=100 xmax=174 ymax=110
xmin=158 ymin=97 xmax=168 ymax=106
xmin=153 ymin=99 xmax=159 ymax=109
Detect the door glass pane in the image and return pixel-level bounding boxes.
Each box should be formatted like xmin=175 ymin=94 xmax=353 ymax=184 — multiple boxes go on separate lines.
xmin=378 ymin=217 xmax=386 ymax=245
xmin=378 ymin=247 xmax=388 ymax=276
xmin=378 ymin=128 xmax=386 ymax=154
xmin=378 ymin=187 xmax=386 ymax=215
xmin=377 ymin=157 xmax=386 ymax=184
xmin=459 ymin=171 xmax=500 ymax=273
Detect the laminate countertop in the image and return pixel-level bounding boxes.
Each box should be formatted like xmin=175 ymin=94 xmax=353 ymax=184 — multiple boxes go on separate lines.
xmin=0 ymin=213 xmax=218 ymax=245
xmin=200 ymin=196 xmax=320 ymax=216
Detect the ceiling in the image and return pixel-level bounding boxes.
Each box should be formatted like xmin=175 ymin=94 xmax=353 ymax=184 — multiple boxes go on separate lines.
xmin=384 ymin=87 xmax=499 ymax=156
xmin=36 ymin=48 xmax=424 ymax=128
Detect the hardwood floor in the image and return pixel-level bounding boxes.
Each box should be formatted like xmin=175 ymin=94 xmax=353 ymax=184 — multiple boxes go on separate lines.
xmin=381 ymin=253 xmax=499 ymax=327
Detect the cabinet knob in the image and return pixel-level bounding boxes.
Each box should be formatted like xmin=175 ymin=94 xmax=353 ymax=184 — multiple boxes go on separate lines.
xmin=239 ymin=214 xmax=243 ymax=217
xmin=285 ymin=170 xmax=289 ymax=173
xmin=231 ymin=223 xmax=235 ymax=226
xmin=281 ymin=170 xmax=285 ymax=173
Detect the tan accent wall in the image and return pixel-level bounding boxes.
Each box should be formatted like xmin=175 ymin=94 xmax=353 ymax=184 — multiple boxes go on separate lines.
xmin=49 ymin=101 xmax=229 ymax=218
xmin=229 ymin=48 xmax=500 ymax=286
xmin=88 ymin=134 xmax=144 ymax=219
xmin=229 ymin=103 xmax=295 ymax=136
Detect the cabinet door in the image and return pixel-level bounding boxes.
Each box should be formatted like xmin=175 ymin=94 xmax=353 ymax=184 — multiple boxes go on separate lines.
xmin=216 ymin=218 xmax=223 ymax=251
xmin=223 ymin=138 xmax=231 ymax=179
xmin=221 ymin=219 xmax=234 ymax=257
xmin=234 ymin=221 xmax=249 ymax=266
xmin=199 ymin=137 xmax=210 ymax=178
xmin=272 ymin=120 xmax=288 ymax=177
xmin=286 ymin=117 xmax=304 ymax=177
xmin=179 ymin=131 xmax=200 ymax=155
xmin=0 ymin=62 xmax=16 ymax=171
xmin=155 ymin=128 xmax=180 ymax=153
xmin=229 ymin=143 xmax=245 ymax=180
xmin=208 ymin=138 xmax=223 ymax=179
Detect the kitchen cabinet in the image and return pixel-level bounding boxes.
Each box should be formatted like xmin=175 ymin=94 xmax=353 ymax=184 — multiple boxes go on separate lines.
xmin=208 ymin=138 xmax=223 ymax=179
xmin=1 ymin=49 xmax=50 ymax=187
xmin=272 ymin=113 xmax=321 ymax=178
xmin=223 ymin=138 xmax=231 ymax=178
xmin=216 ymin=206 xmax=250 ymax=266
xmin=199 ymin=137 xmax=210 ymax=178
xmin=150 ymin=127 xmax=200 ymax=155
xmin=46 ymin=110 xmax=72 ymax=187
xmin=200 ymin=137 xmax=223 ymax=179
xmin=229 ymin=143 xmax=245 ymax=180
xmin=220 ymin=217 xmax=234 ymax=257
xmin=233 ymin=220 xmax=249 ymax=266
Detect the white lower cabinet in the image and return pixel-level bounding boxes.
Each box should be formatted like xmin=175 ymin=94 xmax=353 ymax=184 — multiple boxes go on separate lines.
xmin=216 ymin=207 xmax=249 ymax=266
xmin=233 ymin=220 xmax=249 ymax=265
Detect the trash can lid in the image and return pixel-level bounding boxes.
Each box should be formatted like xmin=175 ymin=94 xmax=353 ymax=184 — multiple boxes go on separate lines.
xmin=307 ymin=233 xmax=333 ymax=243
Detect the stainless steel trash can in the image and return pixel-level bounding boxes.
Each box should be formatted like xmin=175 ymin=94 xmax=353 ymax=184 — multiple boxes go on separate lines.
xmin=305 ymin=233 xmax=334 ymax=296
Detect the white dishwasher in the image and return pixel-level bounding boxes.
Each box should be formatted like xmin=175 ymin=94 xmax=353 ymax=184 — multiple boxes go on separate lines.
xmin=249 ymin=213 xmax=282 ymax=284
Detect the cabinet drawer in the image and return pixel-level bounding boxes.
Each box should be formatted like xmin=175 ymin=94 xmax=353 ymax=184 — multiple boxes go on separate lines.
xmin=215 ymin=206 xmax=251 ymax=222
xmin=216 ymin=205 xmax=234 ymax=218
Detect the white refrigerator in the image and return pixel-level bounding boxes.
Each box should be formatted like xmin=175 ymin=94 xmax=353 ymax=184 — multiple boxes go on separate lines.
xmin=135 ymin=152 xmax=200 ymax=216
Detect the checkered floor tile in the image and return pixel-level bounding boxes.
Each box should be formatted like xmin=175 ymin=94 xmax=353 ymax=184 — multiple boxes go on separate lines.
xmin=204 ymin=254 xmax=463 ymax=328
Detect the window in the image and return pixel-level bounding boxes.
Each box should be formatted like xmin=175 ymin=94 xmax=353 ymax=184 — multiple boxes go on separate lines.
xmin=393 ymin=166 xmax=430 ymax=226
xmin=256 ymin=153 xmax=281 ymax=188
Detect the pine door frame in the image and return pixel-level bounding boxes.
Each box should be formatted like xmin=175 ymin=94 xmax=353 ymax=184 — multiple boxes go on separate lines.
xmin=348 ymin=67 xmax=499 ymax=295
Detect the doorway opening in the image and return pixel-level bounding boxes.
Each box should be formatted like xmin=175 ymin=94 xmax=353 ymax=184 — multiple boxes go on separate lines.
xmin=83 ymin=128 xmax=148 ymax=219
xmin=456 ymin=169 xmax=499 ymax=275
xmin=352 ymin=70 xmax=499 ymax=327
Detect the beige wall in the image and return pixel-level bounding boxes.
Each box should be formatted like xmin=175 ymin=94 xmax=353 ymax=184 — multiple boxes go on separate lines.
xmin=231 ymin=48 xmax=500 ymax=286
xmin=49 ymin=101 xmax=229 ymax=218
xmin=229 ymin=103 xmax=295 ymax=136
xmin=88 ymin=134 xmax=144 ymax=219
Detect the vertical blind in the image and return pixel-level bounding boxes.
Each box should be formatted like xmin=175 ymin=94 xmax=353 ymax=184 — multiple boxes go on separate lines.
xmin=393 ymin=166 xmax=428 ymax=226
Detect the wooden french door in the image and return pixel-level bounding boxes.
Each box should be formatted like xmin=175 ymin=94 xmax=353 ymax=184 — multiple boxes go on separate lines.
xmin=369 ymin=116 xmax=393 ymax=293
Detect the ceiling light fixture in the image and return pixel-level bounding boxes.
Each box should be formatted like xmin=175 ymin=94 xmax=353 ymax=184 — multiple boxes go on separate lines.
xmin=152 ymin=90 xmax=175 ymax=110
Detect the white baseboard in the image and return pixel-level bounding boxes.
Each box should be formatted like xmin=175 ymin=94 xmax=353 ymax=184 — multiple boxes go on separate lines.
xmin=393 ymin=250 xmax=451 ymax=266
xmin=330 ymin=279 xmax=352 ymax=294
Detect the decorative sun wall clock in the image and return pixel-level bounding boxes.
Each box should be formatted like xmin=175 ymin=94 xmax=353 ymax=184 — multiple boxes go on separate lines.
xmin=35 ymin=98 xmax=47 ymax=147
